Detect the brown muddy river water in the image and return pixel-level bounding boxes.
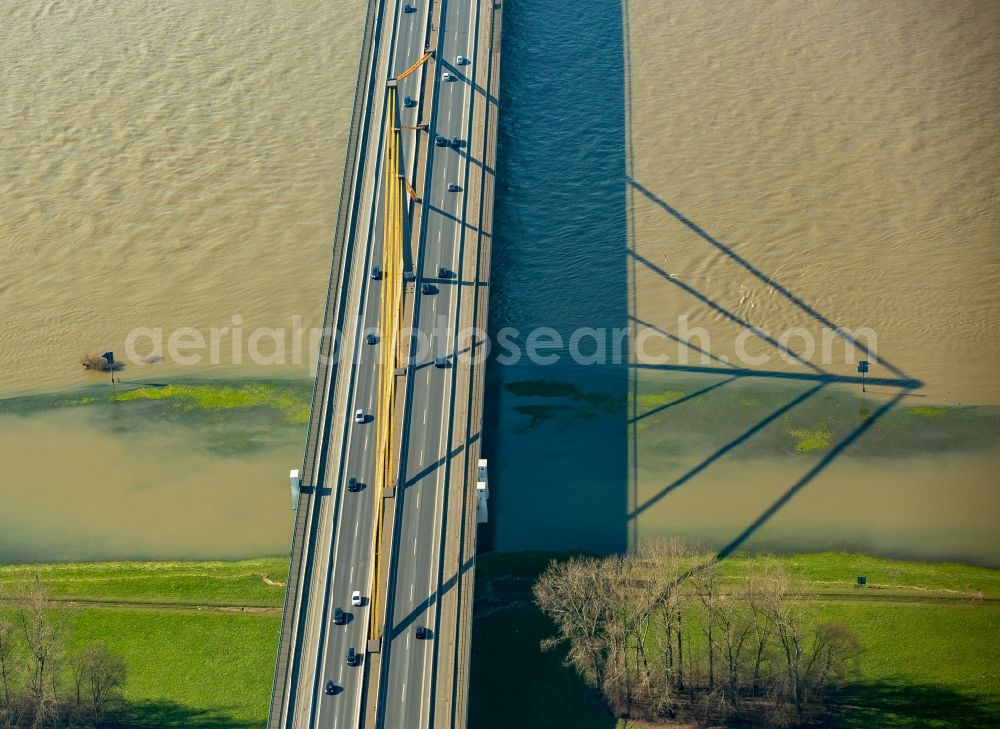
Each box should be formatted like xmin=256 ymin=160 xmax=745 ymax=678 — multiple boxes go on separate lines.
xmin=1 ymin=0 xmax=998 ymax=563
xmin=619 ymin=0 xmax=1000 ymax=563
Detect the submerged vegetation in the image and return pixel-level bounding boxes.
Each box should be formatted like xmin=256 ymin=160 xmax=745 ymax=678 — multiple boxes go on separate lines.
xmin=499 ymin=376 xmax=1000 ymax=455
xmin=788 ymin=425 xmax=833 ymax=453
xmin=111 ymin=383 xmax=310 ymax=424
xmin=0 ymin=379 xmax=312 ymax=424
xmin=0 ymin=379 xmax=312 ymax=458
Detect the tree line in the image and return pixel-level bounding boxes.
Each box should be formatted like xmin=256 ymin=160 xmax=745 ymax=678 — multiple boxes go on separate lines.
xmin=533 ymin=540 xmax=862 ymax=727
xmin=0 ymin=578 xmax=126 ymax=728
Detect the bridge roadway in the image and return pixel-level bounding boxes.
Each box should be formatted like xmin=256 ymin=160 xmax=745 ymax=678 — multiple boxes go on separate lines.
xmin=267 ymin=0 xmax=501 ymax=727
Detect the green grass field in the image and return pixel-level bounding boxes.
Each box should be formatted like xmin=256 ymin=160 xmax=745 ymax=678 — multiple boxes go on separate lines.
xmin=2 ymin=552 xmax=997 ymax=728
xmin=468 ymin=552 xmax=1000 ymax=729
xmin=70 ymin=609 xmax=279 ymax=728
xmin=0 ymin=558 xmax=289 ymax=607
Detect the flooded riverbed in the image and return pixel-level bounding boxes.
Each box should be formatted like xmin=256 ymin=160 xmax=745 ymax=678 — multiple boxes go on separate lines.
xmin=486 ymin=0 xmax=1000 ymax=563
xmin=1 ymin=0 xmax=998 ymax=563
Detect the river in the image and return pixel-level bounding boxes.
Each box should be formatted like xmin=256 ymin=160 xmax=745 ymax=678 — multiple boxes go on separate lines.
xmin=1 ymin=0 xmax=997 ymax=563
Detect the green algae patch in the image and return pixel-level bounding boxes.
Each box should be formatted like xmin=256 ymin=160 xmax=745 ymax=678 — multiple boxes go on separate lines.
xmin=909 ymin=406 xmax=947 ymax=418
xmin=636 ymin=390 xmax=684 ymax=411
xmin=112 ymin=383 xmax=309 ymax=424
xmin=789 ymin=425 xmax=833 ymax=453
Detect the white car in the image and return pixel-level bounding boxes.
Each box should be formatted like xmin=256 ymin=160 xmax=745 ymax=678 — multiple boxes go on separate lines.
xmin=457 ymin=55 xmax=467 ymax=65
xmin=442 ymin=71 xmax=454 ymax=81
xmin=351 ymin=590 xmax=362 ymax=607
xmin=354 ymin=409 xmax=364 ymax=423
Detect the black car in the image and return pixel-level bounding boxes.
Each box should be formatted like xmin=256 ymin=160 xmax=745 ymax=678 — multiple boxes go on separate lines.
xmin=421 ymin=282 xmax=433 ymax=295
xmin=347 ymin=477 xmax=360 ymax=492
xmin=403 ymin=95 xmax=415 ymax=107
xmin=451 ymin=136 xmax=461 ymax=148
xmin=434 ymin=356 xmax=447 ymax=369
xmin=403 ymin=4 xmax=416 ymax=13
xmin=437 ymin=266 xmax=449 ymax=278
xmin=435 ymin=135 xmax=448 ymax=147
xmin=366 ymin=333 xmax=377 ymax=345
xmin=371 ymin=265 xmax=381 ymax=280
xmin=325 ymin=680 xmax=336 ymax=695
xmin=416 ymin=626 xmax=427 ymax=640
xmin=333 ymin=607 xmax=345 ymax=625
xmin=447 ymin=182 xmax=460 ymax=192
xmin=346 ymin=647 xmax=359 ymax=666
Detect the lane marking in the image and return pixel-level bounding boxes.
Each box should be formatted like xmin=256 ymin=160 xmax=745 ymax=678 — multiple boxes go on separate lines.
xmin=423 ymin=409 xmax=427 ymax=425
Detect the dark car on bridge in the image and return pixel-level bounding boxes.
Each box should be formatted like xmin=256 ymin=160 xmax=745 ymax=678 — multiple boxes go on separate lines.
xmin=421 ymin=282 xmax=433 ymax=295
xmin=434 ymin=356 xmax=447 ymax=369
xmin=416 ymin=626 xmax=427 ymax=640
xmin=371 ymin=265 xmax=381 ymax=280
xmin=451 ymin=136 xmax=461 ymax=148
xmin=435 ymin=135 xmax=448 ymax=147
xmin=366 ymin=332 xmax=377 ymax=345
xmin=347 ymin=477 xmax=361 ymax=492
xmin=346 ymin=647 xmax=359 ymax=667
xmin=325 ymin=680 xmax=336 ymax=695
xmin=333 ymin=607 xmax=345 ymax=625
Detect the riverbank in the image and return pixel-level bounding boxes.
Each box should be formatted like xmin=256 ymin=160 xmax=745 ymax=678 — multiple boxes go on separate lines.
xmin=1 ymin=552 xmax=996 ymax=728
xmin=471 ymin=552 xmax=1000 ymax=728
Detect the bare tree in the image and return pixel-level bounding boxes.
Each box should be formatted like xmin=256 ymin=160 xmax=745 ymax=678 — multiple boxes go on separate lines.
xmin=0 ymin=587 xmax=20 ymax=724
xmin=534 ymin=556 xmax=615 ymax=690
xmin=16 ymin=577 xmax=68 ymax=729
xmin=74 ymin=643 xmax=127 ymax=722
xmin=714 ymin=584 xmax=755 ymax=714
xmin=535 ymin=549 xmax=862 ymax=727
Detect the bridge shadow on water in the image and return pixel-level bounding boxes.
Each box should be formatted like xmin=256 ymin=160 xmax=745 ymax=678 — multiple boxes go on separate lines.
xmin=482 ymin=0 xmax=920 ymax=562
xmin=481 ymin=0 xmax=631 ymax=557
xmin=471 ymin=0 xmax=930 ymax=726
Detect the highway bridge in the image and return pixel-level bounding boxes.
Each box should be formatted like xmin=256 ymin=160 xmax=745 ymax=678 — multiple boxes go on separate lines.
xmin=268 ymin=0 xmax=500 ymax=727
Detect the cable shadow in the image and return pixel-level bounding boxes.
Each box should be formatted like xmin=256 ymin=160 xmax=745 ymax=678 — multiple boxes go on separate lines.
xmin=630 ymin=249 xmax=830 ymax=376
xmin=631 ymin=362 xmax=921 ymax=389
xmin=387 ymin=555 xmax=475 ymax=639
xmin=716 ymin=389 xmax=908 ymax=559
xmin=632 ymin=383 xmax=827 ymax=519
xmin=632 ymin=375 xmax=738 ymax=424
xmin=402 ymin=443 xmax=464 ymax=489
xmin=626 ymin=177 xmax=911 ymax=381
xmin=620 ymin=0 xmax=922 ymax=561
xmin=630 ymin=314 xmax=740 ymax=370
